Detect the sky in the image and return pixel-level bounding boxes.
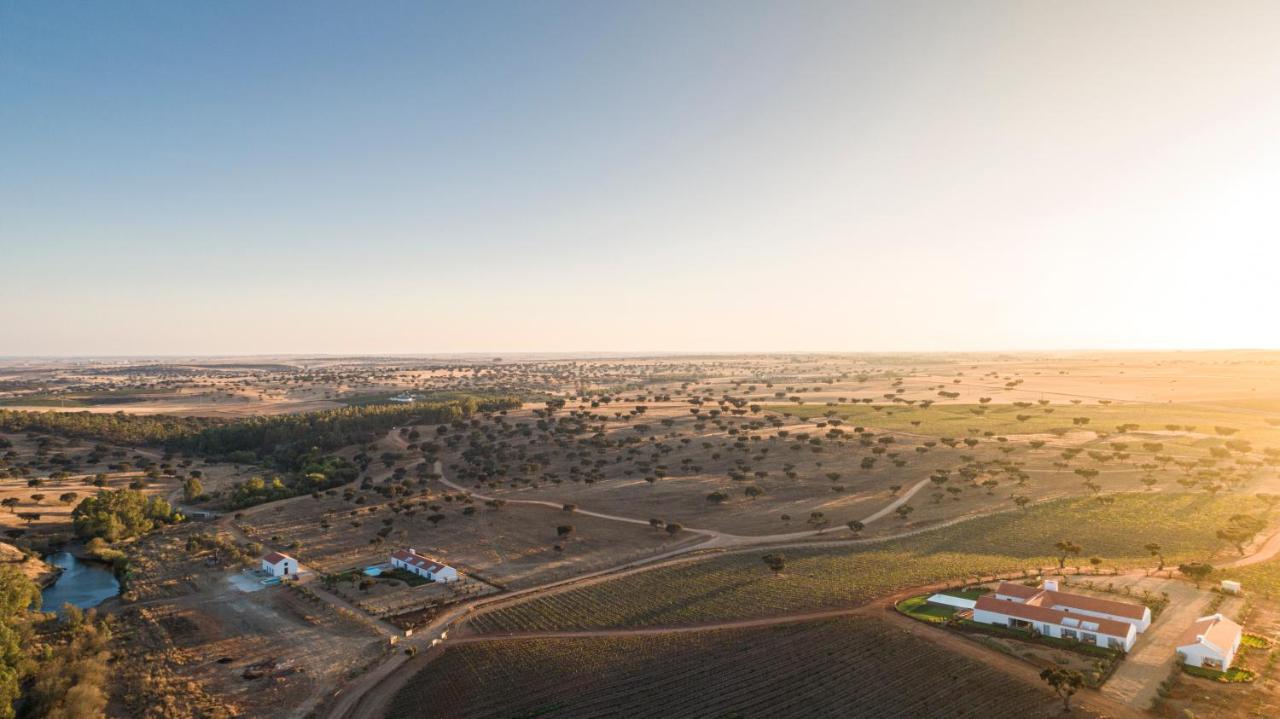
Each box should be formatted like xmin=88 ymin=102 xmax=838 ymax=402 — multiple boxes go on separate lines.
xmin=2 ymin=0 xmax=1279 ymax=356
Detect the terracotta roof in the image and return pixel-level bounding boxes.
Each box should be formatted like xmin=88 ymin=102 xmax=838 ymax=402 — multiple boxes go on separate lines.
xmin=1178 ymin=614 xmax=1242 ymax=654
xmin=992 ymin=582 xmax=1148 ymax=620
xmin=1038 ymin=591 xmax=1147 ymax=620
xmin=263 ymin=552 xmax=293 ymax=565
xmin=976 ymin=595 xmax=1133 ymax=638
xmin=391 ymin=549 xmax=451 ymax=574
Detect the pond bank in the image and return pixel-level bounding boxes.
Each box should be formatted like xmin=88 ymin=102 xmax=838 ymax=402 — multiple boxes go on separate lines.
xmin=0 ymin=540 xmax=58 ymax=587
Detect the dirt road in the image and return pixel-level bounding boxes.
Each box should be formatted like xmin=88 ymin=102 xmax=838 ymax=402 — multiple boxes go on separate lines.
xmin=435 ymin=460 xmax=935 ymax=547
xmin=1101 ymin=577 xmax=1207 ymax=711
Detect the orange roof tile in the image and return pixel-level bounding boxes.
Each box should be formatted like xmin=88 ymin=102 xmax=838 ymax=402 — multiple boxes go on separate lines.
xmin=976 ymin=595 xmax=1133 ymax=638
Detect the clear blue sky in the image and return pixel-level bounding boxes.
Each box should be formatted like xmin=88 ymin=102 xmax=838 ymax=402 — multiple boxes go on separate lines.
xmin=3 ymin=1 xmax=1278 ymax=355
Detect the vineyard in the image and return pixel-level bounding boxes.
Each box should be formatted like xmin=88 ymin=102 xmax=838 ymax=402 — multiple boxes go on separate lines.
xmin=385 ymin=616 xmax=1062 ymax=718
xmin=470 ymin=492 xmax=1262 ymax=633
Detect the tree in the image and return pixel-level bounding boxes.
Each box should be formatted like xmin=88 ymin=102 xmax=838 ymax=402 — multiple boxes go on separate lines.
xmin=1089 ymin=556 xmax=1103 ymax=574
xmin=895 ymin=504 xmax=913 ymax=521
xmin=58 ymin=492 xmax=77 ymax=506
xmin=807 ymin=511 xmax=828 ymax=533
xmin=762 ymin=553 xmax=785 ymax=575
xmin=1179 ymin=562 xmax=1214 ymax=588
xmin=183 ymin=477 xmax=204 ymax=502
xmin=744 ymin=485 xmax=764 ymax=500
xmin=556 ymin=525 xmax=574 ymax=538
xmin=665 ymin=522 xmax=683 ymax=535
xmin=1039 ymin=667 xmax=1084 ymax=712
xmin=1054 ymin=539 xmax=1082 ymax=569
xmin=648 ymin=518 xmax=664 ymax=530
xmin=71 ymin=490 xmax=179 ymax=542
xmin=29 ymin=494 xmax=44 ymax=506
xmin=1144 ymin=542 xmax=1164 ymax=571
xmin=846 ymin=520 xmax=864 ymax=534
xmin=706 ymin=491 xmax=728 ymax=505
xmin=0 ymin=499 xmax=17 ymax=514
xmin=0 ymin=565 xmax=40 ymax=719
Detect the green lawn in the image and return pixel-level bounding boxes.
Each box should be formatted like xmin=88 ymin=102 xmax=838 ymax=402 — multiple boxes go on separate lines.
xmin=382 ymin=567 xmax=431 ymax=586
xmin=896 ymin=595 xmax=957 ymax=623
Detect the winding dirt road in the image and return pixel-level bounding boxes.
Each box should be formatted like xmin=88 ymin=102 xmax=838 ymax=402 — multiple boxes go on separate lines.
xmin=435 ymin=461 xmax=935 ymax=548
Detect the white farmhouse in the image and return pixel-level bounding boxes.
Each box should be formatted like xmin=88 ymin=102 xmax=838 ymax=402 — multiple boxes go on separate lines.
xmin=390 ymin=548 xmax=459 ymax=583
xmin=262 ymin=552 xmax=298 ymax=578
xmin=972 ymin=580 xmax=1150 ymax=652
xmin=1177 ymin=613 xmax=1243 ymax=671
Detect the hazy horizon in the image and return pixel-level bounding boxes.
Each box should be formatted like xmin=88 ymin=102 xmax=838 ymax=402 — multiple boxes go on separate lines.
xmin=5 ymin=1 xmax=1280 ymax=355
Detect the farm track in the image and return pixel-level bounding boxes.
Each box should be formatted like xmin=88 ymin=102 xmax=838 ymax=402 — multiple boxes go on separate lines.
xmin=436 ymin=459 xmax=937 ymax=548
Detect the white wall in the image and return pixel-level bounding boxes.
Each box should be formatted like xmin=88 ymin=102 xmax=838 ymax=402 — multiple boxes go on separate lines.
xmin=972 ymin=609 xmax=1135 ymax=651
xmin=392 ymin=557 xmax=458 ymax=582
xmin=262 ymin=559 xmax=291 ymax=577
xmin=1179 ymin=643 xmax=1232 ymax=669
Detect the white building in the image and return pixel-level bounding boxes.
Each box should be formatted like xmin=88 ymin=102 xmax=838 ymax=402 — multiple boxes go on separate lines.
xmin=972 ymin=580 xmax=1150 ymax=652
xmin=262 ymin=552 xmax=297 ymax=578
xmin=1177 ymin=613 xmax=1243 ymax=671
xmin=390 ymin=548 xmax=458 ymax=583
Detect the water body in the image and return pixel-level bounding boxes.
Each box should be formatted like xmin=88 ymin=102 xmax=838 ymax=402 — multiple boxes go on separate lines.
xmin=40 ymin=552 xmax=119 ymax=614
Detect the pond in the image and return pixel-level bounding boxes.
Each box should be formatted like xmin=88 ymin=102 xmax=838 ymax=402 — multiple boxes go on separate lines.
xmin=40 ymin=552 xmax=120 ymax=615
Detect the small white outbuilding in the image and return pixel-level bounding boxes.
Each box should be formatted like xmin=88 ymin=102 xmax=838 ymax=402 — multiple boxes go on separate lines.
xmin=1221 ymin=580 xmax=1242 ymax=595
xmin=262 ymin=552 xmax=298 ymax=578
xmin=1177 ymin=613 xmax=1243 ymax=671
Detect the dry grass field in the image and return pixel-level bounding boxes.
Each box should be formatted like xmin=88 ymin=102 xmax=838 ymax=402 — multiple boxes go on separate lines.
xmin=238 ymin=480 xmax=702 ymax=589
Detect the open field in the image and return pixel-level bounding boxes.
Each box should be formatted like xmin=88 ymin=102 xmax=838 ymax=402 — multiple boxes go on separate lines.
xmin=238 ymin=482 xmax=702 ymax=589
xmin=386 ymin=615 xmax=1076 ymax=719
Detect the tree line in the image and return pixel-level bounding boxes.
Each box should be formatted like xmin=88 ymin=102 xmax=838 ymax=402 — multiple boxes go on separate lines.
xmin=0 ymin=395 xmax=521 ymax=471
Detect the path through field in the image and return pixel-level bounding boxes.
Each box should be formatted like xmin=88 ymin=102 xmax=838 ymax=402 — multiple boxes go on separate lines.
xmin=435 ymin=460 xmax=935 ymax=548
